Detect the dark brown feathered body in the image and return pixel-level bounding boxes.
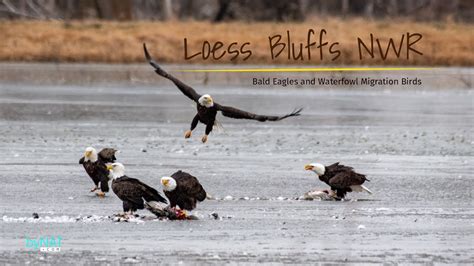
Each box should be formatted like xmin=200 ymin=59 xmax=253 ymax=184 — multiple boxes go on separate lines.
xmin=144 ymin=43 xmax=302 ymax=137
xmin=164 ymin=171 xmax=206 ymax=211
xmin=319 ymin=162 xmax=369 ymax=198
xmin=197 ymin=104 xmax=218 ymax=127
xmin=112 ymin=175 xmax=167 ymax=212
xmin=79 ymin=160 xmax=109 ymax=191
xmin=78 ymin=148 xmax=117 ymax=192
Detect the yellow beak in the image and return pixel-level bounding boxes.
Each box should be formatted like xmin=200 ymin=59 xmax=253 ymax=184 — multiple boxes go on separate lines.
xmin=85 ymin=151 xmax=92 ymax=157
xmin=162 ymin=179 xmax=169 ymax=186
xmin=304 ymin=164 xmax=314 ymax=171
xmin=106 ymin=165 xmax=113 ymax=171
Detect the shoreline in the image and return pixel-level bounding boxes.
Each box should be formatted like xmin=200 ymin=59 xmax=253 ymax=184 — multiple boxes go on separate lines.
xmin=1 ymin=19 xmax=473 ymax=66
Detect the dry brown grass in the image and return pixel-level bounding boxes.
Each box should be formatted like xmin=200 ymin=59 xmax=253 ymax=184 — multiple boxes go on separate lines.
xmin=0 ymin=18 xmax=473 ymax=66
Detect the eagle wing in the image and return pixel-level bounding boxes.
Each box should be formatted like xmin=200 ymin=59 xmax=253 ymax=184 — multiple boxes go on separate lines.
xmin=113 ymin=178 xmax=143 ymax=206
xmin=325 ymin=162 xmax=353 ymax=176
xmin=144 ymin=43 xmax=201 ymax=102
xmin=115 ymin=177 xmax=167 ymax=204
xmin=136 ymin=178 xmax=168 ymax=203
xmin=172 ymin=171 xmax=207 ymax=201
xmin=214 ymin=104 xmax=302 ymax=122
xmin=98 ymin=148 xmax=117 ymax=163
xmin=328 ymin=171 xmax=366 ymax=189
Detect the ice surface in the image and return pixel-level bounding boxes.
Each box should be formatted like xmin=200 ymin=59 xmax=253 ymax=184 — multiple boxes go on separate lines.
xmin=0 ymin=65 xmax=473 ymax=264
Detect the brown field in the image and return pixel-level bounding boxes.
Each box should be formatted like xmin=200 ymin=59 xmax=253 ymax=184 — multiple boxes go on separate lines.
xmin=0 ymin=18 xmax=473 ymax=66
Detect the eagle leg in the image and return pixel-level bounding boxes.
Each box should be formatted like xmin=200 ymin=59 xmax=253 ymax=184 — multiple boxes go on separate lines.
xmin=127 ymin=210 xmax=136 ymax=219
xmin=118 ymin=210 xmax=133 ymax=220
xmin=96 ymin=191 xmax=106 ymax=198
xmin=328 ymin=190 xmax=343 ymax=201
xmin=201 ymin=123 xmax=213 ymax=143
xmin=90 ymin=186 xmax=99 ymax=192
xmin=186 ymin=114 xmax=199 ymax=139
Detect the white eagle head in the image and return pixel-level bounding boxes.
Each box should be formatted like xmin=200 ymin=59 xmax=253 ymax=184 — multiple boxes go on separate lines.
xmin=107 ymin=162 xmax=125 ymax=179
xmin=84 ymin=147 xmax=98 ymax=162
xmin=304 ymin=163 xmax=326 ymax=176
xmin=161 ymin=176 xmax=177 ymax=191
xmin=198 ymin=94 xmax=214 ymax=108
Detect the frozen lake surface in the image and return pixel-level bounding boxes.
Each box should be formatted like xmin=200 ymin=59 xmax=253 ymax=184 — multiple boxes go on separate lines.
xmin=0 ymin=64 xmax=473 ymax=264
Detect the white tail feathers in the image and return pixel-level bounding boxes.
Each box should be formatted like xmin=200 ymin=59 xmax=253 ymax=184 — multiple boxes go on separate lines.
xmin=360 ymin=185 xmax=373 ymax=194
xmin=206 ymin=193 xmax=214 ymax=200
xmin=146 ymin=201 xmax=166 ymax=209
xmin=350 ymin=185 xmax=373 ymax=194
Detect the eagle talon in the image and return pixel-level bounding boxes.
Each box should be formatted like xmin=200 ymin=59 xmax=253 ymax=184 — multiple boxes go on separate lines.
xmin=184 ymin=130 xmax=192 ymax=139
xmin=96 ymin=191 xmax=106 ymax=198
xmin=90 ymin=186 xmax=99 ymax=192
xmin=201 ymin=135 xmax=208 ymax=143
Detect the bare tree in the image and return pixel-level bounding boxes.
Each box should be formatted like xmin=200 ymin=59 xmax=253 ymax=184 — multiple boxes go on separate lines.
xmin=341 ymin=0 xmax=349 ymax=17
xmin=162 ymin=0 xmax=173 ymax=20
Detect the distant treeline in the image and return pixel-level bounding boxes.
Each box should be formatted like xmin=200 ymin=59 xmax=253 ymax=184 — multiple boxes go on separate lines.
xmin=0 ymin=0 xmax=472 ymax=22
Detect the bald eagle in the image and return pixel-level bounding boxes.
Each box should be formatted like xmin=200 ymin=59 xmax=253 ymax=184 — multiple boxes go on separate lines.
xmin=304 ymin=162 xmax=372 ymax=199
xmin=161 ymin=171 xmax=206 ymax=211
xmin=144 ymin=44 xmax=302 ymax=143
xmin=78 ymin=147 xmax=118 ymax=197
xmin=108 ymin=163 xmax=167 ymax=215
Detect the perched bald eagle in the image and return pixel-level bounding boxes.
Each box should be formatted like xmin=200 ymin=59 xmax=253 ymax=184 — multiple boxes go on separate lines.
xmin=144 ymin=44 xmax=302 ymax=143
xmin=78 ymin=147 xmax=118 ymax=197
xmin=161 ymin=171 xmax=206 ymax=211
xmin=108 ymin=163 xmax=167 ymax=215
xmin=305 ymin=162 xmax=372 ymax=199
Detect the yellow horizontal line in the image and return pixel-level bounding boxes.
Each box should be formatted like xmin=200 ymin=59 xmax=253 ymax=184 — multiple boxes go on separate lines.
xmin=179 ymin=67 xmax=433 ymax=73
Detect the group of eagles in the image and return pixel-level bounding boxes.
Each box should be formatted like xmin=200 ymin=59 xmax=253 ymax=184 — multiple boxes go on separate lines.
xmin=78 ymin=44 xmax=372 ymax=219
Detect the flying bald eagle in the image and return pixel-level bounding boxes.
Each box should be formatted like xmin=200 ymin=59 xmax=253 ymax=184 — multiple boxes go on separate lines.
xmin=108 ymin=163 xmax=167 ymax=215
xmin=161 ymin=170 xmax=206 ymax=211
xmin=304 ymin=162 xmax=372 ymax=199
xmin=78 ymin=147 xmax=118 ymax=197
xmin=143 ymin=44 xmax=302 ymax=143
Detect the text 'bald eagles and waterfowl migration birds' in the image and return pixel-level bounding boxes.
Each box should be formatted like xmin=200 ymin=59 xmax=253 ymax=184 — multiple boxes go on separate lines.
xmin=144 ymin=43 xmax=302 ymax=143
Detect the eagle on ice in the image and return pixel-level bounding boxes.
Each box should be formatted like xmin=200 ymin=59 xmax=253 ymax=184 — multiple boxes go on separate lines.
xmin=305 ymin=162 xmax=372 ymax=199
xmin=78 ymin=147 xmax=117 ymax=197
xmin=107 ymin=163 xmax=167 ymax=215
xmin=143 ymin=43 xmax=302 ymax=143
xmin=161 ymin=170 xmax=206 ymax=211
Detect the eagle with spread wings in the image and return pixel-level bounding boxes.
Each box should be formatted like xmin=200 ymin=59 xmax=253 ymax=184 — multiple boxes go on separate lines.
xmin=143 ymin=44 xmax=302 ymax=143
